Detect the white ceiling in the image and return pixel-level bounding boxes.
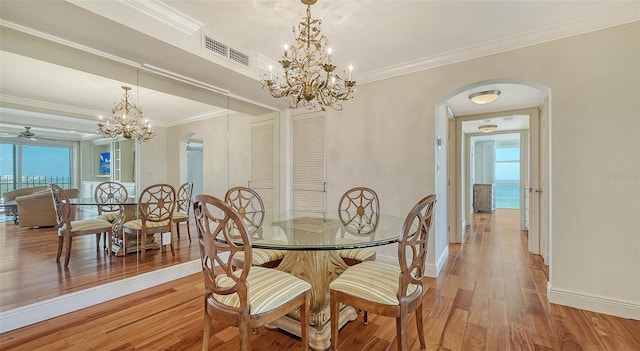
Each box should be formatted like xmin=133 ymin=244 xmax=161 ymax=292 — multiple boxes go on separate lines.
xmin=0 ymin=1 xmax=638 ymax=140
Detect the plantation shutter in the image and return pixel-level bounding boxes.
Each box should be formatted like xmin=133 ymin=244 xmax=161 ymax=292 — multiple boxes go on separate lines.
xmin=292 ymin=111 xmax=326 ymax=212
xmin=250 ymin=121 xmax=274 ymax=211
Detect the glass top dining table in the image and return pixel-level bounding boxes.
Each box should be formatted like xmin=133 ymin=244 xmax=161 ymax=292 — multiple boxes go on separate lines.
xmin=240 ymin=210 xmax=406 ymax=251
xmin=70 ymin=197 xmax=143 ymax=256
xmin=226 ymin=210 xmax=407 ymax=351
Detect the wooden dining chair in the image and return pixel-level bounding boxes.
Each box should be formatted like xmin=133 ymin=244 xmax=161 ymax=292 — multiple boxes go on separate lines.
xmin=123 ymin=184 xmax=176 ymax=260
xmin=337 ymin=187 xmax=380 ymax=266
xmin=51 ymin=183 xmax=114 ymax=266
xmin=193 ymin=194 xmax=311 ymax=351
xmin=330 ymin=194 xmax=436 ymax=351
xmin=224 ymin=186 xmax=285 ymax=269
xmin=172 ymin=182 xmax=193 ymax=242
xmin=94 ymin=181 xmax=128 ymax=250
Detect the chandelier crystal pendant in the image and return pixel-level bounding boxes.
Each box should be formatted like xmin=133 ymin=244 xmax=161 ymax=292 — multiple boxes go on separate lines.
xmin=260 ymin=0 xmax=356 ymax=111
xmin=97 ymin=86 xmax=155 ymax=142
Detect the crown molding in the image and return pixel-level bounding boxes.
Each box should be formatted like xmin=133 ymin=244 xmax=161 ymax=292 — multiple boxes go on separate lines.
xmin=357 ymin=3 xmax=640 ymax=85
xmin=163 ymin=109 xmax=229 ymax=127
xmin=0 ymin=20 xmax=141 ymax=69
xmin=115 ymin=0 xmax=203 ymax=35
xmin=0 ymin=94 xmax=103 ymax=121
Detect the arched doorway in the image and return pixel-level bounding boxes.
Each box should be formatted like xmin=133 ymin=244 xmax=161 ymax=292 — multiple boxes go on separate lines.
xmin=441 ymin=80 xmax=550 ymax=263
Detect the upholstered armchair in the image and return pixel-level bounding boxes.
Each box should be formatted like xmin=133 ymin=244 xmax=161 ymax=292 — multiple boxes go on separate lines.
xmin=15 ymin=187 xmax=79 ymax=228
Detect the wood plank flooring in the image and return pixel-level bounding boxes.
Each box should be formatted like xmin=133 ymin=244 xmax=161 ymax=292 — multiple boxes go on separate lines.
xmin=1 ymin=209 xmax=639 ymax=350
xmin=0 ymin=211 xmax=201 ymax=312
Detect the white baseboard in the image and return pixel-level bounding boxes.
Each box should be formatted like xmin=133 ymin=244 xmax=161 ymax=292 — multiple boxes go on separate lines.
xmin=377 ymin=246 xmax=449 ymax=279
xmin=376 ymin=253 xmax=398 ymax=267
xmin=0 ymin=260 xmax=202 ymax=333
xmin=424 ymin=246 xmax=449 ymax=278
xmin=547 ymin=282 xmax=640 ymax=320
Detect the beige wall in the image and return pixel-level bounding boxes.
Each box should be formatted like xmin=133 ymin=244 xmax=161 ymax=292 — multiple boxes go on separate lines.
xmin=163 ymin=111 xmax=277 ymax=200
xmin=330 ymin=22 xmax=639 ymax=318
xmin=138 ymin=126 xmax=168 ymax=191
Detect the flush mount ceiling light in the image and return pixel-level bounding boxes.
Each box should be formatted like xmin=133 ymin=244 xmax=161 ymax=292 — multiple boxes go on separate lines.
xmin=478 ymin=124 xmax=498 ymax=133
xmin=469 ymin=90 xmax=501 ymax=104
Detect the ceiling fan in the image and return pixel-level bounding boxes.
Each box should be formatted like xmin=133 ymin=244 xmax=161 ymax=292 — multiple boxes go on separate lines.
xmin=10 ymin=126 xmax=58 ymax=142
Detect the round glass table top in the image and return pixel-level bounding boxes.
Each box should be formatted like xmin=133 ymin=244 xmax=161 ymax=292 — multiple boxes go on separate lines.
xmin=230 ymin=211 xmax=407 ymax=251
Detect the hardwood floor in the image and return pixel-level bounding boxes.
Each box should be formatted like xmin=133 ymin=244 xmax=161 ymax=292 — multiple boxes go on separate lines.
xmin=1 ymin=209 xmax=639 ymax=350
xmin=0 ymin=211 xmax=201 ymax=312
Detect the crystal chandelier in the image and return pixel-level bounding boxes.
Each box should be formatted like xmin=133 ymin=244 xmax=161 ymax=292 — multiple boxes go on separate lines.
xmin=260 ymin=0 xmax=356 ymax=111
xmin=98 ymin=86 xmax=154 ymax=142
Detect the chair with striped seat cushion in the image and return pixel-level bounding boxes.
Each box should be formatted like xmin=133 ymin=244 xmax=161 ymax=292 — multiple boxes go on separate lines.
xmin=224 ymin=186 xmax=285 ymax=269
xmin=335 ymin=238 xmax=377 ymax=263
xmin=230 ymin=239 xmax=288 ymax=268
xmin=193 ymin=194 xmax=311 ymax=351
xmin=51 ymin=183 xmax=114 ymax=266
xmin=337 ymin=187 xmax=380 ymax=266
xmin=172 ymin=182 xmax=193 ymax=242
xmin=330 ymin=194 xmax=436 ymax=351
xmin=94 ymin=181 xmax=128 ymax=250
xmin=123 ymin=184 xmax=176 ymax=260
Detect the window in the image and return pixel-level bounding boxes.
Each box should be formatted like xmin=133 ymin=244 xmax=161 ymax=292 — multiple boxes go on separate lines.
xmin=0 ymin=142 xmax=72 ymax=199
xmin=494 ymin=147 xmax=520 ymax=209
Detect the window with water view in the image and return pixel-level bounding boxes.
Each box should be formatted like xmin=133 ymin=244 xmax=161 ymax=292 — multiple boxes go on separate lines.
xmin=495 ymin=147 xmax=520 ymax=209
xmin=0 ymin=143 xmax=72 ymax=201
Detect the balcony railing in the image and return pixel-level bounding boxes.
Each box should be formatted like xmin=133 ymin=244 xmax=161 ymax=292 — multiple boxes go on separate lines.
xmin=0 ymin=175 xmax=72 ymax=200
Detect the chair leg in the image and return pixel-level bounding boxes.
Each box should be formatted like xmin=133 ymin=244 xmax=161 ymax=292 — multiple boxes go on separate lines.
xmin=64 ymin=236 xmax=73 ymax=266
xmin=168 ymin=226 xmax=176 ymax=256
xmin=56 ymin=236 xmax=64 ymax=262
xmin=415 ymin=303 xmax=426 ymax=350
xmin=169 ymin=233 xmax=175 ymax=256
xmin=301 ymin=291 xmax=310 ymax=351
xmin=107 ymin=231 xmax=113 ymax=258
xmin=238 ymin=313 xmax=250 ymax=351
xmin=330 ymin=290 xmax=340 ymax=351
xmin=396 ymin=311 xmax=409 ymax=351
xmin=140 ymin=229 xmax=147 ymax=261
xmin=202 ymin=314 xmax=211 ymax=351
xmin=122 ymin=230 xmax=127 ymax=256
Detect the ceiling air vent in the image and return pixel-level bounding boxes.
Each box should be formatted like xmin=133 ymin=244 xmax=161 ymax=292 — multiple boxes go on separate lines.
xmin=203 ymin=34 xmax=250 ymax=67
xmin=229 ymin=48 xmax=249 ymax=66
xmin=204 ymin=36 xmax=227 ymax=57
